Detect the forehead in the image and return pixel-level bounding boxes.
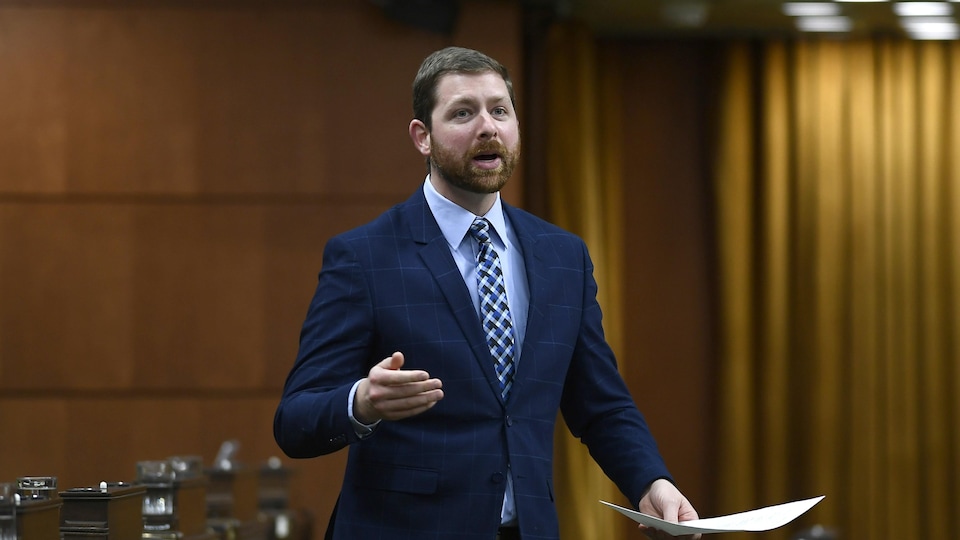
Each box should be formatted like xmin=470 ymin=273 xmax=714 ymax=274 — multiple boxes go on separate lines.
xmin=433 ymin=71 xmax=510 ymax=107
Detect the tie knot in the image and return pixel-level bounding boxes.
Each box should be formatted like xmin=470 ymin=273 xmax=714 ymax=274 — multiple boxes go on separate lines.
xmin=469 ymin=217 xmax=492 ymax=244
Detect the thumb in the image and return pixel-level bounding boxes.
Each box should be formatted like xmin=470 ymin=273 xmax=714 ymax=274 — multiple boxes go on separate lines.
xmin=660 ymin=499 xmax=681 ymax=523
xmin=380 ymin=351 xmax=404 ymax=370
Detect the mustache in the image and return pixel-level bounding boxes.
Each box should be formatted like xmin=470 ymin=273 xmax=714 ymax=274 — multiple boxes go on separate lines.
xmin=470 ymin=140 xmax=507 ymax=156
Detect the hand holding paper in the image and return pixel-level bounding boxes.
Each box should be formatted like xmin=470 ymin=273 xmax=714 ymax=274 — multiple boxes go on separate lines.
xmin=601 ymin=495 xmax=825 ymax=535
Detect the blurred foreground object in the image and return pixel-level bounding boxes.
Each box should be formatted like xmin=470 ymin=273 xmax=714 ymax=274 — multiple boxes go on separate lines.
xmin=258 ymin=457 xmax=311 ymax=540
xmin=60 ymin=481 xmax=145 ymax=539
xmin=136 ymin=456 xmax=217 ymax=540
xmin=205 ymin=441 xmax=269 ymax=540
xmin=14 ymin=476 xmax=61 ymax=539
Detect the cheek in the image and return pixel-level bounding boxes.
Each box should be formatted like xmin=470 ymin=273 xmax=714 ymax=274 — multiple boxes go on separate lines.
xmin=435 ymin=131 xmax=473 ymax=152
xmin=503 ymin=127 xmax=521 ymax=150
xmin=500 ymin=120 xmax=520 ymax=141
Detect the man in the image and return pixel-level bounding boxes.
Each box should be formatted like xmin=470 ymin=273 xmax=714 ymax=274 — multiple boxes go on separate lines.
xmin=273 ymin=46 xmax=699 ymax=540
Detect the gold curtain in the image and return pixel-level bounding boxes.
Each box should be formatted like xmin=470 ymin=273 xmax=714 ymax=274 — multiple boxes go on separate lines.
xmin=544 ymin=23 xmax=625 ymax=540
xmin=715 ymin=39 xmax=960 ymax=540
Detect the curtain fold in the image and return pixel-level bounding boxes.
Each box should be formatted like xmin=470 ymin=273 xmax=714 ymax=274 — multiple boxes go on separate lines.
xmin=544 ymin=22 xmax=624 ymax=540
xmin=714 ymin=38 xmax=960 ymax=540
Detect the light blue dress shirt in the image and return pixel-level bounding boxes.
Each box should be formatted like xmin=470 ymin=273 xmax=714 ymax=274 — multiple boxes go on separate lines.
xmin=423 ymin=176 xmax=529 ymax=526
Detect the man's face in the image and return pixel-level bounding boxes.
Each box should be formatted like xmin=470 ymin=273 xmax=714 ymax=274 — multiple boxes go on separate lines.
xmin=426 ymin=72 xmax=521 ymax=195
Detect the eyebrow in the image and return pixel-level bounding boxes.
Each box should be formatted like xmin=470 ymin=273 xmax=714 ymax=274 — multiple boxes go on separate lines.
xmin=446 ymin=94 xmax=510 ymax=109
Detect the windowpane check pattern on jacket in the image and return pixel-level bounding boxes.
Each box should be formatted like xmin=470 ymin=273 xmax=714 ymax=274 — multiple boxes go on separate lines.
xmin=470 ymin=217 xmax=516 ymax=399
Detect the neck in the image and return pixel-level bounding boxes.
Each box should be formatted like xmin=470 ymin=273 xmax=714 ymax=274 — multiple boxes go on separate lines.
xmin=428 ymin=173 xmax=498 ymax=216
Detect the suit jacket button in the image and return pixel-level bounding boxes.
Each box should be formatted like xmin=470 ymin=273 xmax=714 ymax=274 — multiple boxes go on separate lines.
xmin=505 ymin=416 xmax=513 ymax=427
xmin=491 ymin=472 xmax=505 ymax=484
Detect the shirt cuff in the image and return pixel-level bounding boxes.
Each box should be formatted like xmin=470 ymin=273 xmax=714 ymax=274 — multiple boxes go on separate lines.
xmin=348 ymin=379 xmax=381 ymax=438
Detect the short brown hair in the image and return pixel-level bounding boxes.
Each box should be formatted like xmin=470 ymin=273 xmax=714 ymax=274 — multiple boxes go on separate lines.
xmin=412 ymin=46 xmax=516 ymax=130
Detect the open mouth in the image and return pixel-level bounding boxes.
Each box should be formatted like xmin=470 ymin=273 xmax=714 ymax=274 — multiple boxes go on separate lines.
xmin=474 ymin=153 xmax=500 ymax=162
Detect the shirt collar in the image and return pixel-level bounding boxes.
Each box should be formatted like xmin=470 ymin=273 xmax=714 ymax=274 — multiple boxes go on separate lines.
xmin=423 ymin=176 xmax=508 ymax=250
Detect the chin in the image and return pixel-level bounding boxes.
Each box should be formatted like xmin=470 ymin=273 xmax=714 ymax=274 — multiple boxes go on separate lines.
xmin=433 ymin=164 xmax=512 ymax=195
xmin=471 ymin=174 xmax=509 ymax=194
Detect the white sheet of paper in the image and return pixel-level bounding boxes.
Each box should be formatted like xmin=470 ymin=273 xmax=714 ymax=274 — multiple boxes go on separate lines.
xmin=600 ymin=495 xmax=825 ymax=535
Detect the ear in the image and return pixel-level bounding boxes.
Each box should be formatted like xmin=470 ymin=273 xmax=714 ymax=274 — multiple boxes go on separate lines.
xmin=409 ymin=119 xmax=431 ymax=157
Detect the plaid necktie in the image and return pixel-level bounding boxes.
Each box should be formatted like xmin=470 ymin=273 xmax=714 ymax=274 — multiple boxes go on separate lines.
xmin=469 ymin=217 xmax=516 ymax=399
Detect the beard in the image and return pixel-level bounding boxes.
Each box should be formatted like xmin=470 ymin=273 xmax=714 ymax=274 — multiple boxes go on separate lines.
xmin=430 ymin=137 xmax=521 ymax=194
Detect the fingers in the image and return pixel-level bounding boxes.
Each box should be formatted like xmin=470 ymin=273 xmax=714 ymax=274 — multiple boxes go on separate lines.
xmin=355 ymin=352 xmax=444 ymax=423
xmin=370 ymin=352 xmax=427 ymax=386
xmin=637 ymin=479 xmax=700 ymax=540
xmin=659 ymin=498 xmax=680 ymax=523
xmin=677 ymin=499 xmax=699 ymax=522
xmin=368 ymin=386 xmax=444 ymax=420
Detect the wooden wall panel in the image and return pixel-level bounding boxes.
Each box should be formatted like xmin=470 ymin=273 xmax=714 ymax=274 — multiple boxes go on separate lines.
xmin=0 ymin=1 xmax=524 ymax=538
xmin=0 ymin=203 xmax=139 ymax=388
xmin=0 ymin=400 xmax=69 ymax=477
xmin=613 ymin=40 xmax=719 ymax=515
xmin=0 ymin=4 xmax=435 ymax=197
xmin=0 ymin=201 xmax=388 ymax=390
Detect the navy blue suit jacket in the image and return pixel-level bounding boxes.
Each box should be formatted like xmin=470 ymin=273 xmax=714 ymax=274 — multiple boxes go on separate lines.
xmin=274 ymin=187 xmax=671 ymax=540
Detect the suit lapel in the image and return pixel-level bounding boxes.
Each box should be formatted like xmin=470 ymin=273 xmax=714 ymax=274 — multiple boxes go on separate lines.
xmin=404 ymin=189 xmax=504 ymax=400
xmin=503 ymin=205 xmax=547 ymax=399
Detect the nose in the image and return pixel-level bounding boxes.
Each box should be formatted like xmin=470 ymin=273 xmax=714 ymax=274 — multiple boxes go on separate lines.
xmin=477 ymin=111 xmax=498 ymax=140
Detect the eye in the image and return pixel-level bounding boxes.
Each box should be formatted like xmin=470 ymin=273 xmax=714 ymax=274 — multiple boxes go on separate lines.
xmin=492 ymin=106 xmax=508 ymax=116
xmin=454 ymin=109 xmax=471 ymax=119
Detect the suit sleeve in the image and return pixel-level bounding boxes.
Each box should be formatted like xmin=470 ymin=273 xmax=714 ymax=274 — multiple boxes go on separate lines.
xmin=273 ymin=235 xmax=376 ymax=458
xmin=559 ymin=240 xmax=673 ymax=506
